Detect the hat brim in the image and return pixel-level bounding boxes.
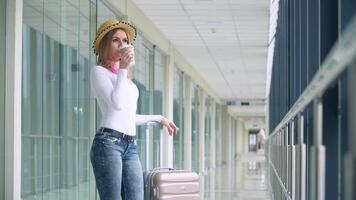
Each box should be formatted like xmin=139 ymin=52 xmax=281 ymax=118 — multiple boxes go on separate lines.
xmin=92 ymin=21 xmax=136 ymax=55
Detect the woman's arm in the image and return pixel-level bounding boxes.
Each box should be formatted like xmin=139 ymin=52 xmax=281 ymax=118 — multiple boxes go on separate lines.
xmin=135 ymin=114 xmax=163 ymax=125
xmin=136 ymin=115 xmax=179 ymax=136
xmin=90 ymin=67 xmax=128 ymax=110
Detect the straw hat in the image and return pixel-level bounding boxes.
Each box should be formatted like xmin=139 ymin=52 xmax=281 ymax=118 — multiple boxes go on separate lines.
xmin=92 ymin=19 xmax=137 ymax=55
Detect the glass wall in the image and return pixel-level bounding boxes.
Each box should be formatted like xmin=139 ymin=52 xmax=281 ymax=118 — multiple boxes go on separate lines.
xmin=204 ymin=97 xmax=212 ymax=170
xmin=268 ymin=0 xmax=356 ymax=199
xmin=132 ymin=36 xmax=153 ymax=170
xmin=0 ymin=0 xmax=5 ymax=198
xmin=204 ymin=97 xmax=212 ymax=198
xmin=22 ymin=0 xmax=97 ymax=199
xmin=151 ymin=48 xmax=166 ymax=168
xmin=173 ymin=67 xmax=185 ymax=169
xmin=215 ymin=103 xmax=220 ymax=165
xmin=191 ymin=84 xmax=200 ymax=172
xmin=97 ymin=0 xmax=122 ymax=25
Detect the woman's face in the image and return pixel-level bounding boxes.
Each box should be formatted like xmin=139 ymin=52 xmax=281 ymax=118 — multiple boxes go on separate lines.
xmin=108 ymin=29 xmax=129 ymax=61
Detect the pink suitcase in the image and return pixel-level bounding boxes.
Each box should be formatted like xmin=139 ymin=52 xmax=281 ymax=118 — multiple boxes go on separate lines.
xmin=144 ymin=168 xmax=200 ymax=200
xmin=143 ymin=122 xmax=200 ymax=200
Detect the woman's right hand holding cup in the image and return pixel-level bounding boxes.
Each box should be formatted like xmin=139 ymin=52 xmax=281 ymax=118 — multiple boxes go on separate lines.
xmin=119 ymin=45 xmax=135 ymax=69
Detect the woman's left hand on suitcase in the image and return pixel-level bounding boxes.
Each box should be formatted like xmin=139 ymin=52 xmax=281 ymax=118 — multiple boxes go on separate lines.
xmin=160 ymin=117 xmax=179 ymax=136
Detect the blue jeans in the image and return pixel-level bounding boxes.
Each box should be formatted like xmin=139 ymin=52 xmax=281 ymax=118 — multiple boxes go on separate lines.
xmin=90 ymin=131 xmax=144 ymax=200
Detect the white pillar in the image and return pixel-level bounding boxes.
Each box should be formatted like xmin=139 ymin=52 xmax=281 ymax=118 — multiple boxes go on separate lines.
xmin=5 ymin=0 xmax=23 ymax=199
xmin=163 ymin=43 xmax=174 ymax=168
xmin=229 ymin=116 xmax=234 ymax=163
xmin=226 ymin=115 xmax=233 ymax=198
xmin=227 ymin=115 xmax=232 ymax=165
xmin=236 ymin=118 xmax=244 ymax=156
xmin=183 ymin=76 xmax=192 ymax=170
xmin=233 ymin=119 xmax=239 ymax=160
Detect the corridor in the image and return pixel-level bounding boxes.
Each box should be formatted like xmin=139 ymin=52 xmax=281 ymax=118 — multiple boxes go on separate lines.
xmin=1 ymin=0 xmax=356 ymax=199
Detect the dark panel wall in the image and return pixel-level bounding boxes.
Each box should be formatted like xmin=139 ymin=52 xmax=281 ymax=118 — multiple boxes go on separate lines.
xmin=269 ymin=0 xmax=356 ymax=199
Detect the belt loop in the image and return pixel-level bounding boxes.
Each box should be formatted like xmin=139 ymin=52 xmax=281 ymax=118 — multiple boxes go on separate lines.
xmin=99 ymin=127 xmax=104 ymax=134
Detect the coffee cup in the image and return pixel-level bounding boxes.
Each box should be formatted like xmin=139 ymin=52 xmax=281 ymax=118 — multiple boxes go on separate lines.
xmin=119 ymin=44 xmax=135 ymax=67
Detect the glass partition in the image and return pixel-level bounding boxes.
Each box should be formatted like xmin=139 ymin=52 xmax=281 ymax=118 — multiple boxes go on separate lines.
xmin=152 ymin=48 xmax=166 ymax=168
xmin=204 ymin=97 xmax=212 ymax=170
xmin=173 ymin=67 xmax=185 ymax=169
xmin=0 ymin=0 xmax=5 ymax=198
xmin=191 ymin=84 xmax=200 ymax=172
xmin=215 ymin=103 xmax=220 ymax=165
xmin=204 ymin=97 xmax=212 ymax=198
xmin=97 ymin=0 xmax=122 ymax=25
xmin=22 ymin=0 xmax=97 ymax=199
xmin=132 ymin=36 xmax=153 ymax=170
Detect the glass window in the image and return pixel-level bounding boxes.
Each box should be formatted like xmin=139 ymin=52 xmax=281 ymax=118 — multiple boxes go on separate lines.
xmin=132 ymin=36 xmax=153 ymax=170
xmin=152 ymin=48 xmax=166 ymax=168
xmin=22 ymin=0 xmax=97 ymax=199
xmin=173 ymin=67 xmax=185 ymax=169
xmin=215 ymin=103 xmax=220 ymax=165
xmin=97 ymin=0 xmax=122 ymax=25
xmin=191 ymin=84 xmax=200 ymax=172
xmin=204 ymin=97 xmax=212 ymax=170
xmin=0 ymin=0 xmax=5 ymax=198
xmin=204 ymin=97 xmax=212 ymax=197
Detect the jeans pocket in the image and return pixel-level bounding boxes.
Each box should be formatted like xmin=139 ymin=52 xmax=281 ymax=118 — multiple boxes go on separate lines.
xmin=103 ymin=135 xmax=119 ymax=145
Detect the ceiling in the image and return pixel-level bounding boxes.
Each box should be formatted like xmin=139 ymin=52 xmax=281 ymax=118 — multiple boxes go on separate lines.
xmin=132 ymin=0 xmax=270 ymax=127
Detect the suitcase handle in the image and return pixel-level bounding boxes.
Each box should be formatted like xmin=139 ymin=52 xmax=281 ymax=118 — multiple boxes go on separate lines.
xmin=145 ymin=121 xmax=175 ymax=169
xmin=146 ymin=121 xmax=163 ymax=129
xmin=152 ymin=167 xmax=175 ymax=171
xmin=145 ymin=121 xmax=165 ymax=169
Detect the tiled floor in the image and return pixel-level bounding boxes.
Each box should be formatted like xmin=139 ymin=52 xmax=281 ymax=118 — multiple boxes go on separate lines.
xmin=205 ymin=152 xmax=271 ymax=200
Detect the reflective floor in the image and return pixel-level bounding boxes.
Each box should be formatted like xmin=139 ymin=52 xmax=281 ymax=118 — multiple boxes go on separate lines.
xmin=22 ymin=152 xmax=270 ymax=200
xmin=205 ymin=152 xmax=271 ymax=200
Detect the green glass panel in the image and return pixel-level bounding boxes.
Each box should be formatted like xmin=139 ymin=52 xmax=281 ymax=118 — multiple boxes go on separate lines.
xmin=152 ymin=49 xmax=165 ymax=168
xmin=22 ymin=0 xmax=97 ymax=199
xmin=173 ymin=68 xmax=185 ymax=169
xmin=0 ymin=0 xmax=5 ymax=198
xmin=132 ymin=38 xmax=152 ymax=170
xmin=191 ymin=85 xmax=199 ymax=172
xmin=204 ymin=97 xmax=212 ymax=198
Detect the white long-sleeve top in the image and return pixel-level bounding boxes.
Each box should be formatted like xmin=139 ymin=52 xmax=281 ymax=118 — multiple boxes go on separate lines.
xmin=90 ymin=66 xmax=163 ymax=136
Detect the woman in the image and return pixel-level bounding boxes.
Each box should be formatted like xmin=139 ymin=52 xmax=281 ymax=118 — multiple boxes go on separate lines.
xmin=90 ymin=19 xmax=179 ymax=200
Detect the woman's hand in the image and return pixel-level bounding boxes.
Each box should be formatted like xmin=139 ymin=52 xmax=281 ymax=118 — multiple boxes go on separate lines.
xmin=160 ymin=117 xmax=179 ymax=136
xmin=119 ymin=47 xmax=134 ymax=69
